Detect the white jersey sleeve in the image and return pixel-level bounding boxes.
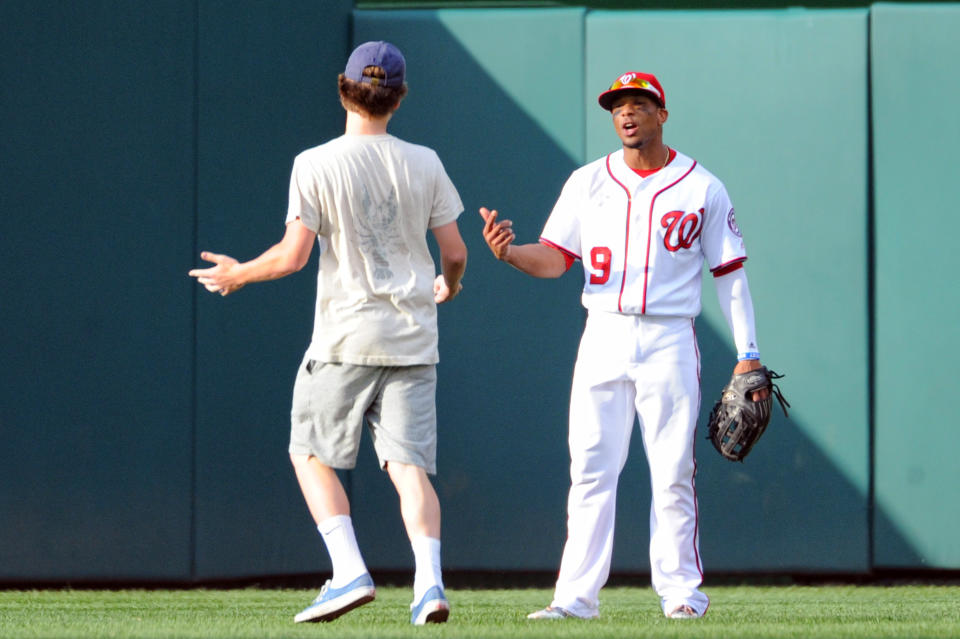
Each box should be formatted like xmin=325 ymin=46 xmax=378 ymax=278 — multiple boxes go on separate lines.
xmin=539 ymin=171 xmax=585 ymax=261
xmin=700 ymin=181 xmax=746 ymax=273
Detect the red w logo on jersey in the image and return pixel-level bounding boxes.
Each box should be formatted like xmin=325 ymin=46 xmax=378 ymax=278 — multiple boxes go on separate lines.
xmin=660 ymin=208 xmax=704 ymax=252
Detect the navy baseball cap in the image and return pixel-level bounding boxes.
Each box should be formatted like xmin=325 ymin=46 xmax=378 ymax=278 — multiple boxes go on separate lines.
xmin=598 ymin=71 xmax=666 ymax=110
xmin=344 ymin=41 xmax=406 ymax=88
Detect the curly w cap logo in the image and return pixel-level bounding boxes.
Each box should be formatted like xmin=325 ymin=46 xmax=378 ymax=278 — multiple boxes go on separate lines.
xmin=610 ymin=74 xmax=661 ymax=100
xmin=612 ymin=73 xmax=651 ymax=91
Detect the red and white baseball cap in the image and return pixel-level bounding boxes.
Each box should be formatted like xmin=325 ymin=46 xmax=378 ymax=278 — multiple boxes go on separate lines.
xmin=597 ymin=71 xmax=666 ymax=110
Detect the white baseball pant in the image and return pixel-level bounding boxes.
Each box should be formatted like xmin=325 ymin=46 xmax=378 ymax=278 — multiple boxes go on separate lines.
xmin=550 ymin=311 xmax=709 ymax=618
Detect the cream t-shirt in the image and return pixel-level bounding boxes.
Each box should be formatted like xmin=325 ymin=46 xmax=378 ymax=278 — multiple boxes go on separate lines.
xmin=286 ymin=133 xmax=463 ymax=365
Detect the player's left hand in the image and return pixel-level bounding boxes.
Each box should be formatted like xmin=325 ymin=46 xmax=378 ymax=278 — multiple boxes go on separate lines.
xmin=732 ymin=359 xmax=769 ymax=400
xmin=433 ymin=273 xmax=462 ymax=304
xmin=188 ymin=251 xmax=244 ymax=296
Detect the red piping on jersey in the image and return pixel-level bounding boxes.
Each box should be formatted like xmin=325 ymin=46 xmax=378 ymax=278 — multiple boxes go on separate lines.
xmin=539 ymin=238 xmax=578 ymax=272
xmin=605 ymin=155 xmax=632 ymax=312
xmin=539 ymin=237 xmax=580 ymax=261
xmin=605 ymin=155 xmax=698 ymax=313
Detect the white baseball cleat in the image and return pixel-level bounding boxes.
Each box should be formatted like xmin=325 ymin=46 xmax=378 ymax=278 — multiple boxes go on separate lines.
xmin=527 ymin=606 xmax=575 ymax=620
xmin=667 ymin=604 xmax=701 ymax=619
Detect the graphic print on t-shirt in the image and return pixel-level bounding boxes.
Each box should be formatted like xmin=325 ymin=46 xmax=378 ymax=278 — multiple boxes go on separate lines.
xmin=357 ymin=184 xmax=402 ymax=280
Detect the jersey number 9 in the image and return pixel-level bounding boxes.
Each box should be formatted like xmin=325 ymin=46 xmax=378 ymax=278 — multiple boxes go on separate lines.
xmin=590 ymin=246 xmax=612 ymax=285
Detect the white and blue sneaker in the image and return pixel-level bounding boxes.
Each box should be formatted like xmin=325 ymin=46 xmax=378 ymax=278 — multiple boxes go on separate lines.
xmin=410 ymin=585 xmax=450 ymax=625
xmin=293 ymin=573 xmax=376 ymax=623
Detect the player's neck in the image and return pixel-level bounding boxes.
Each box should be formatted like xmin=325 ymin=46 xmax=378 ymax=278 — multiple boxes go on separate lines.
xmin=623 ymin=142 xmax=670 ymax=171
xmin=344 ymin=109 xmax=392 ymax=136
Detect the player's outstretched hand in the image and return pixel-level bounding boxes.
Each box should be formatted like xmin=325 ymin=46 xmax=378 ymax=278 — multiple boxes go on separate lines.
xmin=433 ymin=274 xmax=463 ymax=304
xmin=188 ymin=251 xmax=244 ymax=297
xmin=732 ymin=359 xmax=770 ymax=400
xmin=479 ymin=207 xmax=515 ymax=261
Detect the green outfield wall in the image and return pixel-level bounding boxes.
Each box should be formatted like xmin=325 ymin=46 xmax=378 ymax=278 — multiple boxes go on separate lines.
xmin=870 ymin=3 xmax=960 ymax=569
xmin=0 ymin=0 xmax=353 ymax=581
xmin=0 ymin=1 xmax=956 ymax=582
xmin=0 ymin=1 xmax=198 ymax=580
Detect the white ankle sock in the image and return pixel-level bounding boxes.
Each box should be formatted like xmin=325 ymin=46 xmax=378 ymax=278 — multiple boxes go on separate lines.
xmin=411 ymin=535 xmax=443 ymax=602
xmin=317 ymin=515 xmax=368 ymax=588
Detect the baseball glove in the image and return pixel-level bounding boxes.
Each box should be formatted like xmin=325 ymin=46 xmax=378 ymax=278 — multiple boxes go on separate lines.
xmin=706 ymin=366 xmax=789 ymax=462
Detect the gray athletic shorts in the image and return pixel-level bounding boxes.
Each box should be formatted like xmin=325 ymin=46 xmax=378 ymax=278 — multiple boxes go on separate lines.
xmin=288 ymin=357 xmax=438 ymax=474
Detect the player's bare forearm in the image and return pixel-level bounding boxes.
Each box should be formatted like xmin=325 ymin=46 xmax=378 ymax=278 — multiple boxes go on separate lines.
xmin=188 ymin=219 xmax=315 ymax=296
xmin=434 ymin=254 xmax=466 ymax=304
xmin=479 ymin=206 xmax=566 ymax=278
xmin=443 ymin=251 xmax=467 ymax=282
xmin=501 ymin=242 xmax=567 ymax=278
xmin=438 ymin=253 xmax=466 ymax=300
xmin=189 ymin=245 xmax=294 ymax=296
xmin=432 ymin=221 xmax=468 ymax=303
xmin=236 ymin=242 xmax=307 ymax=282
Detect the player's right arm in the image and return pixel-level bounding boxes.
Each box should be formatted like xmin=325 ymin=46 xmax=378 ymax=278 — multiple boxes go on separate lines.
xmin=714 ymin=262 xmax=769 ymax=400
xmin=479 ymin=207 xmax=567 ymax=279
xmin=188 ymin=218 xmax=316 ymax=296
xmin=431 ymin=220 xmax=467 ymax=303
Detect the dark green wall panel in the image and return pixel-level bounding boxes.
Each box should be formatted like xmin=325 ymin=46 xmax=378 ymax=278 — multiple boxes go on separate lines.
xmin=191 ymin=0 xmax=353 ymax=579
xmin=587 ymin=9 xmax=871 ymax=573
xmin=0 ymin=1 xmax=195 ymax=579
xmin=871 ymin=3 xmax=960 ymax=570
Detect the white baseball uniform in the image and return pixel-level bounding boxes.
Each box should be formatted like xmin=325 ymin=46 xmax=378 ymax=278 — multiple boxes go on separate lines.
xmin=538 ymin=148 xmax=751 ymax=618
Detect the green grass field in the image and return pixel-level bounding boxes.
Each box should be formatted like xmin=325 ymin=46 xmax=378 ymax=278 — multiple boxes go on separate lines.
xmin=1 ymin=584 xmax=958 ymax=638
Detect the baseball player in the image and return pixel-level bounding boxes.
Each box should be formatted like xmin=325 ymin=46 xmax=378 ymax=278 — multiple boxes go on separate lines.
xmin=480 ymin=71 xmax=767 ymax=620
xmin=189 ymin=41 xmax=467 ymax=625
